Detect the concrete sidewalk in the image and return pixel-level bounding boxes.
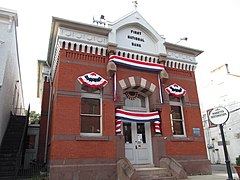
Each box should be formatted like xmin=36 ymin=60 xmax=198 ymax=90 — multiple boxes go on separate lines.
xmin=188 ymin=173 xmax=239 ymax=180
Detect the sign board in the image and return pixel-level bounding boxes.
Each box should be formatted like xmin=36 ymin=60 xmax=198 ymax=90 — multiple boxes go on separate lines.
xmin=209 ymin=107 xmax=229 ymax=125
xmin=116 ymin=27 xmax=158 ymax=54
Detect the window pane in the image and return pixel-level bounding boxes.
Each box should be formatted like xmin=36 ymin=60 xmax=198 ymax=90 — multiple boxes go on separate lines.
xmin=124 ymin=93 xmax=146 ymax=108
xmin=123 ymin=122 xmax=132 ymax=143
xmin=173 ymin=120 xmax=184 ymax=135
xmin=81 ymin=98 xmax=100 ymax=114
xmin=171 ymin=106 xmax=182 ymax=119
xmin=137 ymin=123 xmax=146 ymax=143
xmin=81 ymin=116 xmax=100 ymax=133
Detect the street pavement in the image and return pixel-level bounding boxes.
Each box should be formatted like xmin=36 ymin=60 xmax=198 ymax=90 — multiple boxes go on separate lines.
xmin=187 ymin=164 xmax=239 ymax=180
xmin=188 ymin=174 xmax=239 ymax=180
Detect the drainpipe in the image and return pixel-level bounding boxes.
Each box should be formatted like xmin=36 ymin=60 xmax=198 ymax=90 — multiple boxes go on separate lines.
xmin=44 ymin=67 xmax=53 ymax=164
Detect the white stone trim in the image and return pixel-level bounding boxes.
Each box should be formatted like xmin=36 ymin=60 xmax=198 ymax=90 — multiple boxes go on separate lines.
xmin=51 ymin=42 xmax=61 ymax=79
xmin=128 ymin=77 xmax=136 ymax=87
xmin=149 ymin=83 xmax=156 ymax=92
xmin=116 ymin=50 xmax=160 ymax=64
xmin=58 ymin=39 xmax=107 ymax=56
xmin=140 ymin=78 xmax=147 ymax=88
xmin=166 ymin=49 xmax=198 ymax=71
xmin=119 ymin=79 xmax=127 ymax=89
xmin=59 ymin=27 xmax=108 ymax=46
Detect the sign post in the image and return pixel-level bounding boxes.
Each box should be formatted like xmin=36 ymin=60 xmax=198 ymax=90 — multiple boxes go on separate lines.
xmin=209 ymin=107 xmax=233 ymax=180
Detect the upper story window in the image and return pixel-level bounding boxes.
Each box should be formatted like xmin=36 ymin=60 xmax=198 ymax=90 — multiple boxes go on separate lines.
xmin=169 ymin=95 xmax=186 ymax=136
xmin=80 ymin=86 xmax=102 ymax=136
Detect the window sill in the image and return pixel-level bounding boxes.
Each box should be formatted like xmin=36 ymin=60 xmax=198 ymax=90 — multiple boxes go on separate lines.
xmin=75 ymin=135 xmax=109 ymax=141
xmin=170 ymin=136 xmax=194 ymax=142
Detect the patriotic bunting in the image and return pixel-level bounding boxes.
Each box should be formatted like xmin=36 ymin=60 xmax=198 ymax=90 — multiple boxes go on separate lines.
xmin=116 ymin=109 xmax=160 ymax=122
xmin=115 ymin=109 xmax=161 ymax=134
xmin=154 ymin=121 xmax=161 ymax=134
xmin=125 ymin=92 xmax=138 ymax=100
xmin=165 ymin=83 xmax=186 ymax=97
xmin=78 ymin=72 xmax=108 ymax=88
xmin=115 ymin=119 xmax=122 ymax=134
xmin=109 ymin=55 xmax=165 ymax=71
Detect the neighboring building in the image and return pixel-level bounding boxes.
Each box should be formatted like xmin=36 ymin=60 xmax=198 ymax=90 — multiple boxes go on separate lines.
xmin=37 ymin=60 xmax=50 ymax=102
xmin=37 ymin=60 xmax=50 ymax=164
xmin=24 ymin=124 xmax=40 ymax=168
xmin=0 ymin=7 xmax=25 ymax=145
xmin=200 ymin=64 xmax=240 ymax=164
xmin=38 ymin=11 xmax=211 ymax=179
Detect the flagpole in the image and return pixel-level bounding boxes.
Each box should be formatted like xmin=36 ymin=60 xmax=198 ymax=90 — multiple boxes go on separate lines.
xmin=114 ymin=72 xmax=117 ymax=101
xmin=158 ymin=72 xmax=163 ymax=104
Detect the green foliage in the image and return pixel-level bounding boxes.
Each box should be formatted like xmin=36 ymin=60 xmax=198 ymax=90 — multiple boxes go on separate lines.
xmin=236 ymin=155 xmax=240 ymax=166
xmin=25 ymin=110 xmax=40 ymax=124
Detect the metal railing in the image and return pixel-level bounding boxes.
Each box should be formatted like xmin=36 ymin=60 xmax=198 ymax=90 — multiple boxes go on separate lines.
xmin=18 ymin=161 xmax=48 ymax=179
xmin=15 ymin=104 xmax=30 ymax=178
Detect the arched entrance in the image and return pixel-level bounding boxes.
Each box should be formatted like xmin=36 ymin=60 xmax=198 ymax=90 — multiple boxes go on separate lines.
xmin=122 ymin=91 xmax=153 ymax=164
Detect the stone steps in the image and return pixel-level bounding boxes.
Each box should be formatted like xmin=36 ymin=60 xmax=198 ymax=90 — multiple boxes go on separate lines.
xmin=134 ymin=165 xmax=176 ymax=180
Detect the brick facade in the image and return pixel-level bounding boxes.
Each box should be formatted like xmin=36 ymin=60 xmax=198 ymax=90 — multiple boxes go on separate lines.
xmin=39 ymin=11 xmax=211 ymax=179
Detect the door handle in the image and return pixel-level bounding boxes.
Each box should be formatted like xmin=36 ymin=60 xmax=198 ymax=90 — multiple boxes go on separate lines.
xmin=135 ymin=145 xmax=137 ymax=149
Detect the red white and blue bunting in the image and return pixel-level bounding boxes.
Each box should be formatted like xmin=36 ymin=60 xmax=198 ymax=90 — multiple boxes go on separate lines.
xmin=78 ymin=72 xmax=108 ymax=89
xmin=109 ymin=55 xmax=165 ymax=71
xmin=115 ymin=119 xmax=122 ymax=134
xmin=165 ymin=83 xmax=186 ymax=97
xmin=154 ymin=121 xmax=161 ymax=134
xmin=115 ymin=109 xmax=161 ymax=134
xmin=109 ymin=55 xmax=165 ymax=102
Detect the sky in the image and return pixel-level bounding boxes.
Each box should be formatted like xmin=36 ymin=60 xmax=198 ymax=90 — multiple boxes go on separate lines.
xmin=1 ymin=0 xmax=240 ymax=113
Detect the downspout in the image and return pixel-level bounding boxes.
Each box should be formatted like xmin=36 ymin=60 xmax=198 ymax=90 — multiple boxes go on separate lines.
xmin=44 ymin=65 xmax=53 ymax=164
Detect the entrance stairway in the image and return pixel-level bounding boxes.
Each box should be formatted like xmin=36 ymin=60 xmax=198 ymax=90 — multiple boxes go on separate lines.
xmin=134 ymin=164 xmax=176 ymax=180
xmin=0 ymin=115 xmax=28 ymax=179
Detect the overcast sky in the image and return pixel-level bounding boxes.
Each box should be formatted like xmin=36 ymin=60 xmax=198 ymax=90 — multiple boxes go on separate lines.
xmin=1 ymin=0 xmax=240 ymax=112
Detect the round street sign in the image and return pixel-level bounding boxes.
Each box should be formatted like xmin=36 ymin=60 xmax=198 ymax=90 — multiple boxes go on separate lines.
xmin=209 ymin=107 xmax=229 ymax=125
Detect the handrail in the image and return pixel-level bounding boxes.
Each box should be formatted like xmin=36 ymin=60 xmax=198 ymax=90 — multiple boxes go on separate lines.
xmin=14 ymin=104 xmax=30 ymax=177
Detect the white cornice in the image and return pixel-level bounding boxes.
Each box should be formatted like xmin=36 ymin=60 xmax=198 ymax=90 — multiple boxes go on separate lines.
xmin=59 ymin=27 xmax=108 ymax=46
xmin=164 ymin=42 xmax=203 ymax=56
xmin=47 ymin=16 xmax=111 ymax=66
xmin=166 ymin=50 xmax=197 ymax=65
xmin=0 ymin=7 xmax=18 ymax=26
xmin=52 ymin=16 xmax=111 ymax=36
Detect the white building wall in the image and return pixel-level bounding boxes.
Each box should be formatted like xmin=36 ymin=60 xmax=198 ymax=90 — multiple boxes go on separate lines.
xmin=0 ymin=7 xmax=25 ymax=145
xmin=24 ymin=124 xmax=40 ymax=169
xmin=200 ymin=64 xmax=240 ymax=164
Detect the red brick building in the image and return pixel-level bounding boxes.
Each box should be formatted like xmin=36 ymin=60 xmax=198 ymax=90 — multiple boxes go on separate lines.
xmin=38 ymin=11 xmax=211 ymax=179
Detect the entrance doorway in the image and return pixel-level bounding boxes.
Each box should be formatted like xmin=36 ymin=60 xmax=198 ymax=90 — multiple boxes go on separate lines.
xmin=123 ymin=121 xmax=153 ymax=164
xmin=122 ymin=91 xmax=153 ymax=164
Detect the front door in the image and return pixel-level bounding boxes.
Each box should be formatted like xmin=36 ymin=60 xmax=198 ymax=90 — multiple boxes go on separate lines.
xmin=123 ymin=121 xmax=153 ymax=164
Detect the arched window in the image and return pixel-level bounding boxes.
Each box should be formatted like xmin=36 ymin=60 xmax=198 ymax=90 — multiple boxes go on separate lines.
xmin=123 ymin=92 xmax=147 ymax=111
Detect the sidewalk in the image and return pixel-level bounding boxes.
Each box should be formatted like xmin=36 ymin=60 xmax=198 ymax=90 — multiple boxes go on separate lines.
xmin=188 ymin=173 xmax=239 ymax=180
